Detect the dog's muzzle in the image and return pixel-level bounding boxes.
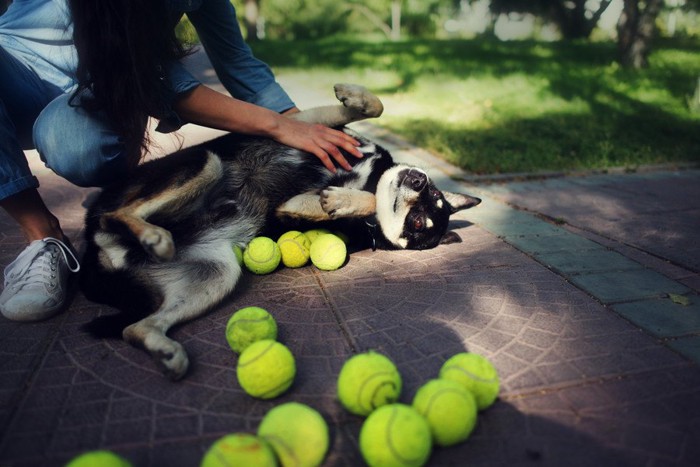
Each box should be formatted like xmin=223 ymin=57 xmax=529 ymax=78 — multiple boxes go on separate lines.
xmin=401 ymin=169 xmax=428 ymax=192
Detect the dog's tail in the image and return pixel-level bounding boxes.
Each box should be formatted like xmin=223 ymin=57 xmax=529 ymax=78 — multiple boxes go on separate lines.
xmin=79 ymin=267 xmax=160 ymax=339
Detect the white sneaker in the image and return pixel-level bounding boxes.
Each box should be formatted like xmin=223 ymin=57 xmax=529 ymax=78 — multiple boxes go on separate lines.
xmin=0 ymin=237 xmax=80 ymax=321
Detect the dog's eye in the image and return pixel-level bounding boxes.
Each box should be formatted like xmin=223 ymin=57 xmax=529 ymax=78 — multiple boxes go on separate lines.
xmin=413 ymin=216 xmax=424 ymax=231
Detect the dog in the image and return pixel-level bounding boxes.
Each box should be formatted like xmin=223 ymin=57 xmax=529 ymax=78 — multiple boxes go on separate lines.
xmin=80 ymin=84 xmax=482 ymax=380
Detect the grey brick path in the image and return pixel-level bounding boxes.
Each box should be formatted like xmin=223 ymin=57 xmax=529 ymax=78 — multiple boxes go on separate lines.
xmin=1 ymin=50 xmax=699 ymax=466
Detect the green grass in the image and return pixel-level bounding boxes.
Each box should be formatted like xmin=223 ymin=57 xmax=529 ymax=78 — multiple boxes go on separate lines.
xmin=249 ymin=38 xmax=700 ymax=174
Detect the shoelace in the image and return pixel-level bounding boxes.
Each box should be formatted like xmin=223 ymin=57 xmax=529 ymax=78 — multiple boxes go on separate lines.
xmin=3 ymin=237 xmax=80 ymax=289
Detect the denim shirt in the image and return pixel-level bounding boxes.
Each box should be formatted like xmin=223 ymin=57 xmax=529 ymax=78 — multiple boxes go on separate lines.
xmin=169 ymin=0 xmax=203 ymax=12
xmin=0 ymin=0 xmax=292 ymax=132
xmin=0 ymin=0 xmax=77 ymax=94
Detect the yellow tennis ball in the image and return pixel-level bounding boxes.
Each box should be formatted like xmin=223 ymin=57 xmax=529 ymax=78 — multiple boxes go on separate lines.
xmin=277 ymin=231 xmax=311 ymax=268
xmin=66 ymin=451 xmax=131 ymax=467
xmin=225 ymin=306 xmax=278 ymax=354
xmin=310 ymin=234 xmax=347 ymax=271
xmin=243 ymin=237 xmax=281 ymax=274
xmin=201 ymin=433 xmax=277 ymax=467
xmin=304 ymin=228 xmax=331 ymax=244
xmin=439 ymin=352 xmax=500 ymax=410
xmin=232 ymin=244 xmax=244 ymax=266
xmin=258 ymin=402 xmax=329 ymax=467
xmin=412 ymin=379 xmax=478 ymax=446
xmin=237 ymin=339 xmax=295 ymax=399
xmin=359 ymin=404 xmax=432 ymax=467
xmin=337 ymin=351 xmax=402 ymax=416
xmin=332 ymin=230 xmax=350 ymax=245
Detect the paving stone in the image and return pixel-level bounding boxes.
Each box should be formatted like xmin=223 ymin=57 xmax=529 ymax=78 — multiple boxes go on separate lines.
xmin=569 ymin=269 xmax=690 ymax=304
xmin=668 ymin=337 xmax=700 ymax=365
xmin=613 ymin=296 xmax=700 ymax=338
xmin=534 ymin=248 xmax=643 ymax=275
xmin=1 ymin=57 xmax=700 ymax=466
xmin=496 ymin=232 xmax=605 ymax=255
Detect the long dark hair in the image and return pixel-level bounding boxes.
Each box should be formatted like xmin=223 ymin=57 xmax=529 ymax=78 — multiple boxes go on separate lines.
xmin=69 ymin=0 xmax=189 ymax=168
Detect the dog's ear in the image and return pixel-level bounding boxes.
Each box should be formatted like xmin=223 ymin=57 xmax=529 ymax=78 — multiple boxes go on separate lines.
xmin=443 ymin=191 xmax=482 ymax=214
xmin=440 ymin=231 xmax=462 ymax=245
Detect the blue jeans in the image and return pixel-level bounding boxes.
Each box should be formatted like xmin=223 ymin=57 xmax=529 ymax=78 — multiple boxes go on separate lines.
xmin=0 ymin=0 xmax=295 ymax=200
xmin=0 ymin=42 xmax=131 ymax=190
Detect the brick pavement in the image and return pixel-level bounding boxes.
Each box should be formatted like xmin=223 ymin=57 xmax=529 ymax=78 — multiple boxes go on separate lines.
xmin=1 ymin=51 xmax=699 ymax=466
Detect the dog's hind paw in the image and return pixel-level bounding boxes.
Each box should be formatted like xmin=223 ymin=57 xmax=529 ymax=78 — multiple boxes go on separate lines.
xmin=140 ymin=226 xmax=175 ymax=261
xmin=124 ymin=322 xmax=190 ymax=380
xmin=154 ymin=341 xmax=189 ymax=381
xmin=334 ymin=84 xmax=384 ymax=118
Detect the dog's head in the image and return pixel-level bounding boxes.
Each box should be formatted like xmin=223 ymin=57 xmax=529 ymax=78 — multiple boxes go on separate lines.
xmin=372 ymin=164 xmax=481 ymax=250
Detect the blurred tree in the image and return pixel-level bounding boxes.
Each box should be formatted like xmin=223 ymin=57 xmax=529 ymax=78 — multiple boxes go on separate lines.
xmin=257 ymin=0 xmax=349 ymax=39
xmin=617 ymin=0 xmax=664 ymax=68
xmin=661 ymin=0 xmax=700 ymax=37
xmin=244 ymin=0 xmax=261 ymax=41
xmin=344 ymin=2 xmax=395 ymax=39
xmin=247 ymin=0 xmax=451 ymax=40
xmin=487 ymin=0 xmax=614 ymax=39
xmin=344 ymin=0 xmax=406 ymax=40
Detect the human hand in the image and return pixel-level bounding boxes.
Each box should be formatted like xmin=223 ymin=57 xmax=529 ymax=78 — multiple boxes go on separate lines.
xmin=270 ymin=117 xmax=363 ymax=172
xmin=173 ymin=86 xmax=362 ymax=171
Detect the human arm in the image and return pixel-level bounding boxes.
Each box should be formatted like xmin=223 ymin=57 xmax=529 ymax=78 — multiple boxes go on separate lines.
xmin=183 ymin=0 xmax=296 ymax=113
xmin=172 ymin=84 xmax=362 ymax=172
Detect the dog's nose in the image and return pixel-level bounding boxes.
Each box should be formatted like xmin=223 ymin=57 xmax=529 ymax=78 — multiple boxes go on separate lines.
xmin=403 ymin=170 xmax=427 ymax=191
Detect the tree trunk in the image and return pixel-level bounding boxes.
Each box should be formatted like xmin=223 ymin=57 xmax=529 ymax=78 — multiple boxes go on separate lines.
xmin=617 ymin=0 xmax=663 ymax=69
xmin=550 ymin=0 xmax=613 ymax=40
xmin=391 ymin=0 xmax=402 ymax=41
xmin=244 ymin=0 xmax=260 ymax=41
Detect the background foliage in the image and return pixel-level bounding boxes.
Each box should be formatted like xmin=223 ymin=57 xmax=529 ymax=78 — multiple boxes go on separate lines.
xmin=177 ymin=1 xmax=700 ymax=174
xmin=252 ymin=38 xmax=700 ymax=174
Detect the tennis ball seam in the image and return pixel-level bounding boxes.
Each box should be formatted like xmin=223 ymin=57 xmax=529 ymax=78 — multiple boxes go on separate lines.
xmin=261 ymin=434 xmax=299 ymax=466
xmin=237 ymin=341 xmax=295 ymax=399
xmin=246 ymin=248 xmax=277 ymax=264
xmin=257 ymin=375 xmax=295 ymax=399
xmin=226 ymin=315 xmax=273 ymax=335
xmin=213 ymin=447 xmax=235 ymax=466
xmin=385 ymin=406 xmax=424 ymax=465
xmin=442 ymin=365 xmax=497 ymax=384
xmin=314 ymin=243 xmax=343 ymax=259
xmin=420 ymin=387 xmax=474 ymax=416
xmin=279 ymin=238 xmax=306 ymax=249
xmin=357 ymin=371 xmax=399 ymax=412
xmin=238 ymin=340 xmax=277 ymax=367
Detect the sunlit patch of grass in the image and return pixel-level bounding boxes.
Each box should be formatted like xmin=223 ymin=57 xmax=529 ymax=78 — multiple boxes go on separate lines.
xmin=251 ymin=38 xmax=700 ymax=174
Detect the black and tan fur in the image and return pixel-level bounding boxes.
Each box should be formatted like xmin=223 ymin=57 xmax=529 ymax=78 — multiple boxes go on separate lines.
xmin=80 ymin=85 xmax=481 ymax=379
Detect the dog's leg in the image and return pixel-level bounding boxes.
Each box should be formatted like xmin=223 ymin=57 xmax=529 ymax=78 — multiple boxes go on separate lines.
xmin=290 ymin=84 xmax=384 ymax=127
xmin=320 ymin=187 xmax=376 ymax=218
xmin=276 ymin=191 xmax=330 ymax=221
xmin=122 ymin=246 xmax=242 ymax=380
xmin=101 ymin=152 xmax=224 ymax=261
xmin=276 ymin=187 xmax=377 ymax=221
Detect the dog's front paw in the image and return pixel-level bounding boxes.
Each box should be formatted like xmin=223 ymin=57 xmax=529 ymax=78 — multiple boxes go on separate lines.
xmin=321 ymin=187 xmax=355 ymax=219
xmin=140 ymin=226 xmax=175 ymax=261
xmin=334 ymin=84 xmax=384 ymax=118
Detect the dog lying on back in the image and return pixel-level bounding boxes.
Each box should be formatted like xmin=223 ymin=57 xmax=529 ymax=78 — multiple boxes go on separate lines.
xmin=80 ymin=85 xmax=481 ymax=380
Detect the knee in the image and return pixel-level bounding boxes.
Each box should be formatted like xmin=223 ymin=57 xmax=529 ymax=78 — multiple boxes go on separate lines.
xmin=33 ymin=94 xmax=129 ymax=187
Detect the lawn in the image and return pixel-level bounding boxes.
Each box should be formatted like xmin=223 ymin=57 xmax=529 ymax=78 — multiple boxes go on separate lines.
xmin=249 ymin=38 xmax=700 ymax=175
